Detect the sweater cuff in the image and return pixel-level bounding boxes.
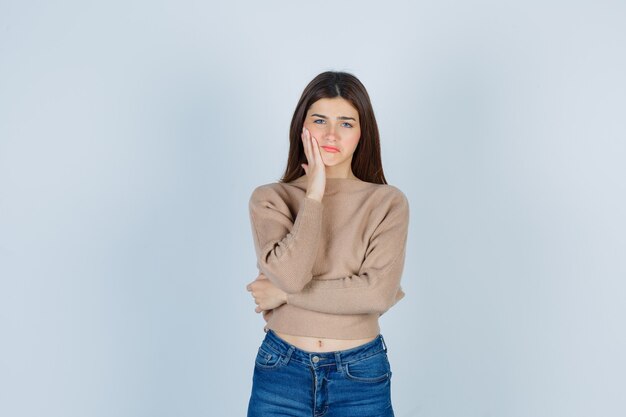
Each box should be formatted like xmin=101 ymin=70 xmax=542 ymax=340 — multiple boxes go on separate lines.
xmin=290 ymin=195 xmax=323 ymax=239
xmin=300 ymin=195 xmax=323 ymax=220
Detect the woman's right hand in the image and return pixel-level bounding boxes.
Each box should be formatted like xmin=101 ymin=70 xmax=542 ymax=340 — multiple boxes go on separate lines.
xmin=301 ymin=126 xmax=326 ymax=202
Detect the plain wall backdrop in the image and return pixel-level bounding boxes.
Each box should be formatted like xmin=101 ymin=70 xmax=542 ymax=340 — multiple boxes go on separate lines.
xmin=1 ymin=1 xmax=625 ymax=416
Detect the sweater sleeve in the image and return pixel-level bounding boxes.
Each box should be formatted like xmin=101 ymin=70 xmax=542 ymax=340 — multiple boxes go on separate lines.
xmin=285 ymin=190 xmax=409 ymax=315
xmin=249 ymin=186 xmax=324 ymax=294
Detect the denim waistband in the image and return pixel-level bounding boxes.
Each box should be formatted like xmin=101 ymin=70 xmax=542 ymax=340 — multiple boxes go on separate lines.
xmin=261 ymin=328 xmax=388 ymax=368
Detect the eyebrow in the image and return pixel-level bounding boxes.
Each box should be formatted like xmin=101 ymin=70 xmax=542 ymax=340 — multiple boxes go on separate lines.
xmin=311 ymin=113 xmax=357 ymax=122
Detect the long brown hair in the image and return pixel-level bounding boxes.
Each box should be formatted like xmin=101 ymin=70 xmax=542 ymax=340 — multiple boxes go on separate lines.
xmin=279 ymin=71 xmax=388 ymax=184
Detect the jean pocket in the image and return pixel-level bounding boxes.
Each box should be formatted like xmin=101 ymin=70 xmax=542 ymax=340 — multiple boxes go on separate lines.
xmin=254 ymin=345 xmax=285 ymax=370
xmin=344 ymin=351 xmax=392 ymax=383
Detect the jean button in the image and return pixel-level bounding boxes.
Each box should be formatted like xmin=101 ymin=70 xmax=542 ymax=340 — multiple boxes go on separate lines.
xmin=312 ymin=356 xmax=320 ymax=363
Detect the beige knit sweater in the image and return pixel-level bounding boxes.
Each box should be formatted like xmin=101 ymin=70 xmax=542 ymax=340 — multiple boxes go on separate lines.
xmin=248 ymin=174 xmax=409 ymax=339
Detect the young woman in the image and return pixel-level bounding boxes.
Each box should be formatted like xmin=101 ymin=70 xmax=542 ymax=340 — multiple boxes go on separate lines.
xmin=245 ymin=71 xmax=409 ymax=417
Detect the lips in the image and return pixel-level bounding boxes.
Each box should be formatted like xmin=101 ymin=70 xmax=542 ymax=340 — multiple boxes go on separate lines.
xmin=321 ymin=146 xmax=340 ymax=153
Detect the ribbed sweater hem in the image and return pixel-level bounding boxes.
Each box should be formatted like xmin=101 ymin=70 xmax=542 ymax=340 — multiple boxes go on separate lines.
xmin=263 ymin=305 xmax=381 ymax=340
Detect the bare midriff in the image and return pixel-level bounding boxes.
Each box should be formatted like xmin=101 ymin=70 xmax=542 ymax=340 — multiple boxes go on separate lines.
xmin=273 ymin=330 xmax=377 ymax=352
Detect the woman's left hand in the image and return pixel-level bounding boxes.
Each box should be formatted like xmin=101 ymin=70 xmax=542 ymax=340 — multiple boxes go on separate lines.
xmin=246 ymin=273 xmax=288 ymax=313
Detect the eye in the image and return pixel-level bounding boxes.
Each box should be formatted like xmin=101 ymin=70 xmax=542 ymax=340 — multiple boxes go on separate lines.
xmin=312 ymin=119 xmax=354 ymax=128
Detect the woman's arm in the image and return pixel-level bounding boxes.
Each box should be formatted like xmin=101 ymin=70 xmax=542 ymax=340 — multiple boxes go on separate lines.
xmin=284 ymin=191 xmax=410 ymax=316
xmin=249 ymin=186 xmax=323 ymax=294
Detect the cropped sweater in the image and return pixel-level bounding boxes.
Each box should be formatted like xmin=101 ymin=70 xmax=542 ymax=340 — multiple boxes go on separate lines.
xmin=248 ymin=174 xmax=410 ymax=339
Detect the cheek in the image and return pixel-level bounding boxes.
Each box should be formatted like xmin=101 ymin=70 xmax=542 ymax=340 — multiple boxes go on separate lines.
xmin=346 ymin=131 xmax=361 ymax=148
xmin=303 ymin=122 xmax=318 ymax=134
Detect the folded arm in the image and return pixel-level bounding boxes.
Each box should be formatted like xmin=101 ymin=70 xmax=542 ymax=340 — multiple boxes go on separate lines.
xmin=285 ymin=190 xmax=410 ymax=316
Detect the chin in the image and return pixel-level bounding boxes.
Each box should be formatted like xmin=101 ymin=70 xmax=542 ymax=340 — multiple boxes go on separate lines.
xmin=321 ymin=159 xmax=340 ymax=167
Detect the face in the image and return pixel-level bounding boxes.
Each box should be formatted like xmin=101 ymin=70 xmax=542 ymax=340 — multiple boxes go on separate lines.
xmin=302 ymin=97 xmax=361 ymax=169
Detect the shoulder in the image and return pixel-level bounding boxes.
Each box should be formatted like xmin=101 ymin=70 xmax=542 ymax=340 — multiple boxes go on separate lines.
xmin=382 ymin=184 xmax=408 ymax=200
xmin=250 ymin=181 xmax=282 ymax=197
xmin=250 ymin=182 xmax=275 ymax=196
xmin=367 ymin=184 xmax=409 ymax=228
xmin=370 ymin=183 xmax=409 ymax=210
xmin=249 ymin=181 xmax=297 ymax=207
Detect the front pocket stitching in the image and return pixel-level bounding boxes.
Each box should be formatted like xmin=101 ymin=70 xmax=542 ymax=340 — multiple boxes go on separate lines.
xmin=255 ymin=348 xmax=285 ymax=369
xmin=344 ymin=362 xmax=390 ymax=383
xmin=258 ymin=340 xmax=283 ymax=357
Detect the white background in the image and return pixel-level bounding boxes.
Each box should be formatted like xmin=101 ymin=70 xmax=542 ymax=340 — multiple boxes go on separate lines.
xmin=1 ymin=1 xmax=624 ymax=416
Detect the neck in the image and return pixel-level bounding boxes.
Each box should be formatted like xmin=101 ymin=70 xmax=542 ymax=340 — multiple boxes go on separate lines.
xmin=325 ymin=167 xmax=357 ymax=179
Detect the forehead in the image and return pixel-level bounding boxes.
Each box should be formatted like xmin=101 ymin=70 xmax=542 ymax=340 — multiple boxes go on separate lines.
xmin=307 ymin=97 xmax=359 ymax=119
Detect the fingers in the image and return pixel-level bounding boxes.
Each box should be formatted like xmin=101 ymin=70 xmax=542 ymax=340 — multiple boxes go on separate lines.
xmin=310 ymin=134 xmax=322 ymax=164
xmin=301 ymin=126 xmax=312 ymax=171
xmin=246 ymin=273 xmax=267 ymax=291
xmin=302 ymin=126 xmax=319 ymax=168
xmin=306 ymin=127 xmax=319 ymax=166
xmin=304 ymin=126 xmax=323 ymax=168
xmin=248 ymin=274 xmax=272 ymax=314
xmin=301 ymin=126 xmax=307 ymax=165
xmin=251 ymin=291 xmax=261 ymax=312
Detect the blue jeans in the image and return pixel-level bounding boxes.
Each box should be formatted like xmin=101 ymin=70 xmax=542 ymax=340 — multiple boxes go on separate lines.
xmin=247 ymin=329 xmax=395 ymax=417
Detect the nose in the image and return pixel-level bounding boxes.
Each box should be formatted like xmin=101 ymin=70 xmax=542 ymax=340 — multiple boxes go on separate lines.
xmin=323 ymin=125 xmax=340 ymax=142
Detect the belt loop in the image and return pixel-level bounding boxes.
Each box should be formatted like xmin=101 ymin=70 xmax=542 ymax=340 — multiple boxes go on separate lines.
xmin=282 ymin=345 xmax=295 ymax=365
xmin=334 ymin=351 xmax=343 ymax=373
xmin=380 ymin=334 xmax=388 ymax=352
